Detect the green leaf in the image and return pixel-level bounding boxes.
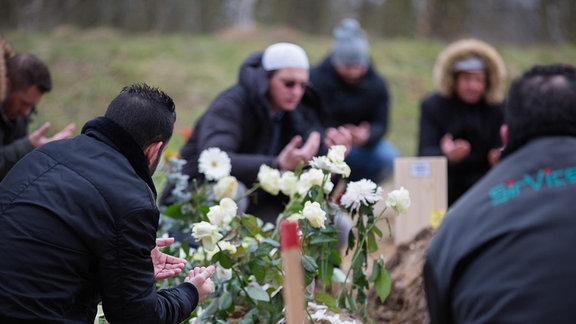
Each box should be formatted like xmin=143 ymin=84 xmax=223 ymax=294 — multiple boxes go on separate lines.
xmin=314 ymin=292 xmax=338 ymax=310
xmin=239 ymin=308 xmax=259 ymax=324
xmin=371 ymin=223 xmax=383 ymax=238
xmin=240 ymin=215 xmax=261 ymax=235
xmin=372 ymin=260 xmax=392 ymax=303
xmin=199 ymin=300 xmax=218 ymax=321
xmin=161 ymin=204 xmax=188 ymax=220
xmin=217 ymin=291 xmax=233 ymax=310
xmin=248 ymin=259 xmax=267 ymax=283
xmin=245 ymin=285 xmax=270 ymax=302
xmin=261 ymin=238 xmax=280 ymax=247
xmin=367 ymin=230 xmax=379 ymax=253
xmin=301 ymin=254 xmax=318 ymax=273
xmin=310 ymin=234 xmax=338 ymax=245
xmin=212 ymin=251 xmax=233 ymax=268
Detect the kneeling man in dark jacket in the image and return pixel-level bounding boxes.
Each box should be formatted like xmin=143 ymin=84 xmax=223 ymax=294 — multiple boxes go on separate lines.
xmin=0 ymin=83 xmax=214 ymax=323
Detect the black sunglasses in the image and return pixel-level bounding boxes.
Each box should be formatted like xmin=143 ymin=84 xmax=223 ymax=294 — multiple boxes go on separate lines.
xmin=281 ymin=79 xmax=308 ymax=90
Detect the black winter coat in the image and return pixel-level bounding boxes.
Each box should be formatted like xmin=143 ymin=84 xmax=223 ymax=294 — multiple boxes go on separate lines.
xmin=162 ymin=52 xmax=328 ymax=221
xmin=0 ymin=117 xmax=198 ymax=323
xmin=309 ymin=56 xmax=391 ymax=147
xmin=418 ymin=93 xmax=503 ymax=205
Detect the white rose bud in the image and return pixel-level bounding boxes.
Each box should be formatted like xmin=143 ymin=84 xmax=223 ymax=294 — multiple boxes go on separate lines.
xmin=302 ymin=201 xmax=326 ymax=229
xmin=327 ymin=145 xmax=347 ymax=163
xmin=257 ymin=164 xmax=281 ymax=195
xmin=192 ymin=221 xmax=223 ymax=251
xmin=385 ymin=187 xmax=411 ymax=214
xmin=213 ymin=176 xmax=238 ymax=200
xmin=279 ymin=171 xmax=298 ymax=197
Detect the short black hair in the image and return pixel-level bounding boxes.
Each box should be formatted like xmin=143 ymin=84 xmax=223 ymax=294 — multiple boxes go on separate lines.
xmin=5 ymin=53 xmax=52 ymax=93
xmin=105 ymin=83 xmax=176 ymax=150
xmin=503 ymin=64 xmax=576 ymax=156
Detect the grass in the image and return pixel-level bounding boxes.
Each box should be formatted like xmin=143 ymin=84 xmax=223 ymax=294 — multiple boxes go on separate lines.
xmin=5 ymin=27 xmax=576 ymax=158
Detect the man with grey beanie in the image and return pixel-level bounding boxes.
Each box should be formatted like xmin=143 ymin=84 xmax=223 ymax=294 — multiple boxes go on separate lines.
xmin=310 ymin=18 xmax=399 ymax=184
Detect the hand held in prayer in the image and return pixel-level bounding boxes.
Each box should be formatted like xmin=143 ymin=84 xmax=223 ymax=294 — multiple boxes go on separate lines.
xmin=29 ymin=122 xmax=76 ymax=148
xmin=185 ymin=265 xmax=216 ymax=302
xmin=152 ymin=237 xmax=187 ymax=280
xmin=276 ymin=132 xmax=321 ymax=170
xmin=441 ymin=133 xmax=471 ymax=163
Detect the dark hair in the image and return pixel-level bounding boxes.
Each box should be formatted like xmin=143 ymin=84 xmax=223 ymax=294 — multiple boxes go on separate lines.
xmin=503 ymin=64 xmax=576 ymax=156
xmin=6 ymin=53 xmax=52 ymax=93
xmin=105 ymin=83 xmax=176 ymax=150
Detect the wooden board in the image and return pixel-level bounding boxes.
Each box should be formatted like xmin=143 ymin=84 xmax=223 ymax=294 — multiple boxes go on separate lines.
xmin=393 ymin=157 xmax=447 ymax=245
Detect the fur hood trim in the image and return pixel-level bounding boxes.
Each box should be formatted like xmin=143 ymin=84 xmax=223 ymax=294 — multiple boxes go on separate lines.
xmin=0 ymin=38 xmax=15 ymax=103
xmin=433 ymin=39 xmax=507 ymax=105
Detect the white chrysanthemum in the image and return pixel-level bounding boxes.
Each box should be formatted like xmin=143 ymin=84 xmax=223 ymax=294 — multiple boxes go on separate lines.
xmin=192 ymin=221 xmax=223 ymax=251
xmin=198 ymin=147 xmax=231 ymax=181
xmin=302 ymin=201 xmax=326 ymax=229
xmin=385 ymin=187 xmax=411 ymax=214
xmin=279 ymin=171 xmax=298 ymax=197
xmin=213 ymin=176 xmax=238 ymax=200
xmin=340 ymin=179 xmax=383 ymax=210
xmin=257 ymin=164 xmax=281 ymax=195
xmin=297 ymin=168 xmax=333 ymax=196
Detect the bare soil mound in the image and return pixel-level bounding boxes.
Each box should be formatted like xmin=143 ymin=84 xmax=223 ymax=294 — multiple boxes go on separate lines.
xmin=367 ymin=227 xmax=434 ymax=324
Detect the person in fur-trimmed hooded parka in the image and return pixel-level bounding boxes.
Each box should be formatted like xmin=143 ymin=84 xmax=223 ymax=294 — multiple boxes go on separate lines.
xmin=417 ymin=39 xmax=507 ymax=206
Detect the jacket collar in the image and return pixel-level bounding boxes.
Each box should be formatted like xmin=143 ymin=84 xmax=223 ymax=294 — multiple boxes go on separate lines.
xmin=81 ymin=117 xmax=157 ymax=198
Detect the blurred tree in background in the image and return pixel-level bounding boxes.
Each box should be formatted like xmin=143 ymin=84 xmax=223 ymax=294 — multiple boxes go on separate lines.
xmin=1 ymin=0 xmax=574 ymax=45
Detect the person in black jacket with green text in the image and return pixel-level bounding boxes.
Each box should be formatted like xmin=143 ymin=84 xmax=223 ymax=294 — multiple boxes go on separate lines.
xmin=425 ymin=64 xmax=576 ymax=323
xmin=0 ymin=84 xmax=214 ymax=323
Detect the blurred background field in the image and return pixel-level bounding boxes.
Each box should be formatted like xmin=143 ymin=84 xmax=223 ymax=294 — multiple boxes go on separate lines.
xmin=5 ymin=27 xmax=575 ymax=159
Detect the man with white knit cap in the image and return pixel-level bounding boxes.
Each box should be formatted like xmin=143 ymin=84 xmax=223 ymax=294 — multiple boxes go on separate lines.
xmin=161 ymin=42 xmax=351 ymax=223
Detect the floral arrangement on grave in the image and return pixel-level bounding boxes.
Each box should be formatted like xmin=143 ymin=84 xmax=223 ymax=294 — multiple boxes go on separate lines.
xmin=158 ymin=146 xmax=411 ymax=323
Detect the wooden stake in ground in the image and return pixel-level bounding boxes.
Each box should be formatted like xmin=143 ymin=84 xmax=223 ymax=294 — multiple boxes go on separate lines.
xmin=280 ymin=220 xmax=306 ymax=324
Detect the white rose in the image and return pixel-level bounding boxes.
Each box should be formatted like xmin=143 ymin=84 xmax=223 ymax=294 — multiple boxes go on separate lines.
xmin=207 ymin=198 xmax=237 ymax=227
xmin=219 ymin=198 xmax=237 ymax=217
xmin=279 ymin=171 xmax=298 ymax=197
xmin=257 ymin=164 xmax=281 ymax=195
xmin=297 ymin=169 xmax=327 ymax=196
xmin=309 ymin=154 xmax=350 ymax=178
xmin=327 ymin=145 xmax=347 ymax=163
xmin=216 ymin=240 xmax=237 ymax=254
xmin=302 ymin=201 xmax=326 ymax=229
xmin=192 ymin=221 xmax=223 ymax=251
xmin=215 ymin=262 xmax=233 ymax=281
xmin=286 ymin=212 xmax=304 ymax=222
xmin=213 ymin=176 xmax=238 ymax=200
xmin=385 ymin=187 xmax=411 ymax=214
